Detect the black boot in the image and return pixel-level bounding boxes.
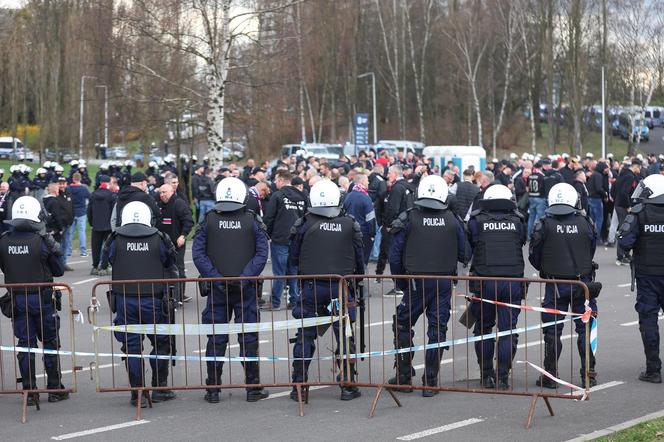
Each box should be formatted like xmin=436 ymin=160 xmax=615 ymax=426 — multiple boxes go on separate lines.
xmin=480 ymin=371 xmax=496 ymax=389
xmin=130 ymin=390 xmax=148 ymax=408
xmin=339 ymin=360 xmax=361 ymax=401
xmin=45 ymin=353 xmax=69 ymax=403
xmin=639 ymin=327 xmax=662 ymax=383
xmin=496 ymin=375 xmax=510 ymax=391
xmin=151 ymin=379 xmax=176 ymax=403
xmin=388 ymin=338 xmax=414 ymax=392
xmin=422 ymin=348 xmax=444 ymax=397
xmin=537 ymin=333 xmax=560 ymax=389
xmin=204 ymin=342 xmax=225 ymax=403
xmin=639 ymin=371 xmax=662 ymax=383
xmin=243 ymin=343 xmax=269 ymax=402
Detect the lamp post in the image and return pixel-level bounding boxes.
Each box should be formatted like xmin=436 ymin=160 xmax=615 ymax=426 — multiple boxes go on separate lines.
xmin=357 ymin=72 xmax=378 ymax=144
xmin=79 ymin=75 xmax=97 ymax=158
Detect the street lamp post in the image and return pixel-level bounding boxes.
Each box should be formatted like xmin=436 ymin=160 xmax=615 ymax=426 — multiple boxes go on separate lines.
xmin=79 ymin=75 xmax=97 ymax=159
xmin=357 ymin=72 xmax=378 ymax=144
xmin=96 ymin=85 xmax=109 ymax=151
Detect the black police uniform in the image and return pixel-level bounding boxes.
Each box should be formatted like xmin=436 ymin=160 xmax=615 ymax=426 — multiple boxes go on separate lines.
xmin=618 ymin=199 xmax=664 ymax=382
xmin=101 ymin=222 xmax=178 ymax=405
xmin=192 ymin=202 xmax=269 ymax=403
xmin=388 ymin=202 xmax=467 ymax=395
xmin=468 ymin=199 xmax=526 ymax=389
xmin=0 ymin=217 xmax=67 ymax=403
xmin=288 ymin=210 xmax=364 ymax=401
xmin=529 ymin=205 xmax=598 ymax=387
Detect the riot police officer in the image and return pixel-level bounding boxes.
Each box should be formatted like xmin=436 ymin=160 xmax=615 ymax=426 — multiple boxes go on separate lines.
xmin=618 ymin=174 xmax=664 ymax=383
xmin=192 ymin=177 xmax=270 ymax=404
xmin=288 ymin=179 xmax=364 ymax=402
xmin=0 ymin=196 xmax=68 ymax=405
xmin=529 ymin=182 xmax=598 ymax=388
xmin=468 ymin=184 xmax=527 ymax=389
xmin=388 ymin=175 xmax=467 ymax=396
xmin=100 ymin=201 xmax=179 ymax=407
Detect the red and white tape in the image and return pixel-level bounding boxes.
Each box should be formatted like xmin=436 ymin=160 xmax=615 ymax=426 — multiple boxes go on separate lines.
xmin=455 ymin=292 xmax=593 ymax=324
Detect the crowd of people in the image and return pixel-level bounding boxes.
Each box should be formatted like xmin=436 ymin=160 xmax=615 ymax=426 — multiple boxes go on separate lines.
xmin=3 ymin=145 xmax=664 ymax=407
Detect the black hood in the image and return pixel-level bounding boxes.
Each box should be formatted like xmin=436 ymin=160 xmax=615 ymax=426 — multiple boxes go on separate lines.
xmin=281 ymin=185 xmax=307 ymax=203
xmin=117 ymin=185 xmax=147 ymax=204
xmin=116 ymin=223 xmax=158 ymax=238
xmin=4 ymin=218 xmax=45 ymax=233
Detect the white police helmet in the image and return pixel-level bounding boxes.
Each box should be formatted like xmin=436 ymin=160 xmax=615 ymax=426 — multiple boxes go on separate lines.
xmin=9 ymin=165 xmax=18 ymax=173
xmin=54 ymin=164 xmax=64 ymax=173
xmin=69 ymin=159 xmax=79 ymax=167
xmin=37 ymin=167 xmax=47 ymax=175
xmin=121 ymin=201 xmax=152 ymax=227
xmin=415 ymin=175 xmax=448 ymax=210
xmin=43 ymin=161 xmax=52 ymax=168
xmin=215 ymin=177 xmax=247 ymax=212
xmin=148 ymin=161 xmax=157 ymax=168
xmin=309 ymin=179 xmax=341 ymax=217
xmin=11 ymin=196 xmax=42 ymax=223
xmin=100 ymin=162 xmax=109 ymax=171
xmin=124 ymin=160 xmax=135 ymax=167
xmin=547 ymin=183 xmax=579 ymax=215
xmin=632 ymin=174 xmax=664 ymax=204
xmin=481 ymin=184 xmax=516 ymax=211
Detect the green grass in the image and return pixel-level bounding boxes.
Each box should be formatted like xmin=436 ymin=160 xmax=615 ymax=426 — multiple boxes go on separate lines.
xmin=597 ymin=416 xmax=664 ymax=441
xmin=506 ymin=123 xmax=634 ymax=159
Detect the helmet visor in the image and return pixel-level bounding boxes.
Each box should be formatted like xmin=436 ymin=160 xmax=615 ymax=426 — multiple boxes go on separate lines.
xmin=631 ymin=181 xmax=651 ymax=201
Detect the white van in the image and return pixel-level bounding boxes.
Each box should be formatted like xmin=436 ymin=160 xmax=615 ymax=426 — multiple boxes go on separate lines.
xmin=423 ymin=145 xmax=487 ymax=175
xmin=0 ymin=137 xmax=23 ymax=159
xmin=378 ymin=140 xmax=425 ymax=156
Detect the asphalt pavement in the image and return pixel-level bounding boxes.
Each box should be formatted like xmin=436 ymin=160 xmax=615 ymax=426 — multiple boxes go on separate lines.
xmin=0 ymin=237 xmax=662 ymax=442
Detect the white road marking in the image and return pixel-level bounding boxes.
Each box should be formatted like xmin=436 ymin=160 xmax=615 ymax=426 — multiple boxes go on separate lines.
xmin=264 ymin=385 xmax=329 ymax=399
xmin=367 ymin=320 xmax=391 ymax=327
xmin=396 ymin=418 xmax=485 ymax=440
xmin=184 ymin=260 xmax=193 ymax=264
xmin=51 ymin=420 xmax=150 ymax=440
xmin=621 ymin=315 xmax=664 ymax=327
xmin=193 ymin=340 xmax=271 ymax=354
xmin=73 ymin=278 xmax=99 ymax=285
xmin=589 ymin=380 xmax=624 ymax=392
xmin=617 ymin=283 xmax=631 ymax=288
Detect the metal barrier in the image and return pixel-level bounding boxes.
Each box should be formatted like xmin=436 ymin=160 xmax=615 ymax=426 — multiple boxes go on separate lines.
xmin=88 ymin=275 xmax=348 ymax=419
xmin=343 ymin=275 xmax=593 ymax=428
xmin=0 ymin=282 xmax=79 ymax=423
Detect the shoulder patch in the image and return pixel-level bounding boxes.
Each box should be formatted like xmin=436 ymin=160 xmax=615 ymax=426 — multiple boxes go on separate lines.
xmin=630 ymin=203 xmax=644 ymax=214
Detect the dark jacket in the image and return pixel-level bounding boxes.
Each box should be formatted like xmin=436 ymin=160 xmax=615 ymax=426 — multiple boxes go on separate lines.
xmin=43 ymin=194 xmax=69 ymax=234
xmin=87 ymin=186 xmax=116 ymax=232
xmin=192 ymin=174 xmax=215 ymax=201
xmin=572 ymin=180 xmax=589 ymax=212
xmin=614 ymin=168 xmax=639 ymax=208
xmin=586 ymin=170 xmax=607 ymax=199
xmin=368 ymin=173 xmax=387 ymax=226
xmin=67 ymin=183 xmax=90 ymax=218
xmin=58 ymin=189 xmax=74 ymax=227
xmin=453 ymin=180 xmax=480 ymax=219
xmin=383 ymin=179 xmax=412 ymax=228
xmin=263 ymin=185 xmax=307 ymax=245
xmin=113 ymin=185 xmax=160 ymax=228
xmin=157 ymin=194 xmax=194 ymax=243
xmin=192 ymin=210 xmax=268 ymax=279
xmin=343 ymin=189 xmax=376 ymax=239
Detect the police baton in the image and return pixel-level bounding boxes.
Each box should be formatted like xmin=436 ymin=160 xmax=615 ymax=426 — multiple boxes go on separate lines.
xmin=630 ymin=260 xmax=636 ymax=292
xmin=167 ymin=285 xmax=177 ymax=366
xmin=356 ymin=280 xmax=366 ymax=361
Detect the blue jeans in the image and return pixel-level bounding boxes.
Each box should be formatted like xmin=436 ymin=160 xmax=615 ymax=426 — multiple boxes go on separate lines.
xmin=69 ymin=214 xmax=87 ymax=255
xmin=62 ymin=223 xmax=74 ymax=258
xmin=588 ymin=198 xmax=604 ymax=234
xmin=270 ymin=243 xmax=299 ymax=307
xmin=370 ymin=220 xmax=381 ymax=261
xmin=527 ymin=197 xmax=547 ymax=238
xmin=198 ymin=199 xmax=215 ymax=223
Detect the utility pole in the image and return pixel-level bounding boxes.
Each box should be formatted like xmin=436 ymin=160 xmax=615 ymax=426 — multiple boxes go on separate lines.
xmin=79 ymin=75 xmax=97 ymax=158
xmin=358 ymin=72 xmax=378 ymax=144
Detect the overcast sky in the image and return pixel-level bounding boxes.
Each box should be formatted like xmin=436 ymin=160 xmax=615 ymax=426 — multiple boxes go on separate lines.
xmin=0 ymin=0 xmax=22 ymax=8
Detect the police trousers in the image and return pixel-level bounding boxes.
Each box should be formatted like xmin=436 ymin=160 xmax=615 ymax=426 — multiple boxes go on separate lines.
xmin=470 ymin=281 xmax=523 ymax=378
xmin=202 ymin=284 xmax=259 ymax=385
xmin=541 ymin=279 xmax=597 ymax=374
xmin=635 ymin=276 xmax=664 ymax=373
xmin=13 ymin=293 xmax=61 ymax=389
xmin=291 ymin=280 xmax=356 ymax=382
xmin=114 ymin=294 xmax=170 ymax=387
xmin=395 ymin=278 xmax=452 ymax=377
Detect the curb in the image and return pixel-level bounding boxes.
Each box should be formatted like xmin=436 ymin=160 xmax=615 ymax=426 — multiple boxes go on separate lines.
xmin=566 ymin=409 xmax=664 ymax=441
